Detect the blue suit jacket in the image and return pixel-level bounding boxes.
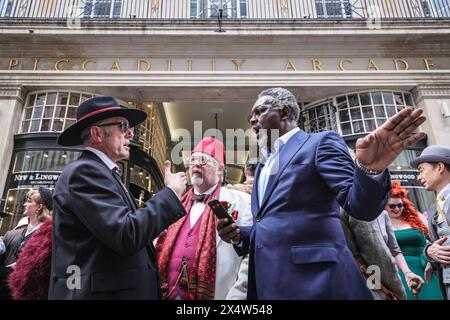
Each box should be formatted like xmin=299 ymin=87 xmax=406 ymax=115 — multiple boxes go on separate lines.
xmin=49 ymin=151 xmax=186 ymax=299
xmin=238 ymin=130 xmax=390 ymax=299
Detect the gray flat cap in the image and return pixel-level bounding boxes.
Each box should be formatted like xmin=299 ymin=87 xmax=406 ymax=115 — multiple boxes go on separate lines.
xmin=410 ymin=145 xmax=450 ymax=168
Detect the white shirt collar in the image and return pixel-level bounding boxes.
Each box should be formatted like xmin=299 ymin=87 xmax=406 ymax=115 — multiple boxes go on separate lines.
xmin=194 ymin=184 xmax=218 ymax=196
xmin=261 ymin=127 xmax=300 ymax=159
xmin=85 ymin=147 xmax=117 ymax=171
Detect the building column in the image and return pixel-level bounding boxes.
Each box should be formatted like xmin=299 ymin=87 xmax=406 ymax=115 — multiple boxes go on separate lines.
xmin=412 ymin=84 xmax=450 ymax=146
xmin=0 ymin=86 xmax=27 ymax=197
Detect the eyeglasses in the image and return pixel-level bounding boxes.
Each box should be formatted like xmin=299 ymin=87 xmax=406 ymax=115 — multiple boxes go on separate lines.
xmin=187 ymin=155 xmax=215 ymax=166
xmin=95 ymin=121 xmax=130 ymax=133
xmin=388 ymin=203 xmax=403 ymax=209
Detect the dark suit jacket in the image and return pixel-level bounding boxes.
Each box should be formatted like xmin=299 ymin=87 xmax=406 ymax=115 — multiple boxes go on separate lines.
xmin=237 ymin=130 xmax=390 ymax=299
xmin=48 ymin=151 xmax=186 ymax=299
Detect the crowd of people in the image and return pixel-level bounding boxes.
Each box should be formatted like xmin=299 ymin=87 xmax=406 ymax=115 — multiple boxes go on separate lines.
xmin=0 ymin=87 xmax=449 ymax=300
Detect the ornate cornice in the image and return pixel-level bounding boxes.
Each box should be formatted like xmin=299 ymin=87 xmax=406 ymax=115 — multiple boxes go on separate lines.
xmin=0 ymin=85 xmax=27 ymax=104
xmin=412 ymin=84 xmax=450 ymax=103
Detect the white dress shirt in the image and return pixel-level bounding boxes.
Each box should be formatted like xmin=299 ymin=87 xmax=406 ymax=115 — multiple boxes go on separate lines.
xmin=190 ymin=184 xmax=218 ymax=228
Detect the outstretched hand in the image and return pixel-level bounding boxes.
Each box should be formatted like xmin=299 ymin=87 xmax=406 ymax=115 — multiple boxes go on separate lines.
xmin=355 ymin=108 xmax=426 ymax=171
xmin=164 ymin=160 xmax=187 ymax=198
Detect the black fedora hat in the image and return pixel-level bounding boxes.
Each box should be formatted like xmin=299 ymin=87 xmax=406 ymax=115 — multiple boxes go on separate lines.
xmin=57 ymin=96 xmax=147 ymax=146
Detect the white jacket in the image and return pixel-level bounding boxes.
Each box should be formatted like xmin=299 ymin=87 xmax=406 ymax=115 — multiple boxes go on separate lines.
xmin=214 ymin=187 xmax=252 ymax=300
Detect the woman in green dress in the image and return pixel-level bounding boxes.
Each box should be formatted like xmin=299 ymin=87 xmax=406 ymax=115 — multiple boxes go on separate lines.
xmin=387 ymin=181 xmax=443 ymax=300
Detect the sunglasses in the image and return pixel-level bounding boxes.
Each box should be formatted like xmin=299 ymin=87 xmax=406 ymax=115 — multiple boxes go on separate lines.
xmin=388 ymin=203 xmax=403 ymax=209
xmin=95 ymin=121 xmax=130 ymax=133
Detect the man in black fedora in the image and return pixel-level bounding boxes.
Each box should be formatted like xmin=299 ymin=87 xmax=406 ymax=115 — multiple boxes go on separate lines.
xmin=411 ymin=144 xmax=450 ymax=299
xmin=49 ymin=96 xmax=188 ymax=299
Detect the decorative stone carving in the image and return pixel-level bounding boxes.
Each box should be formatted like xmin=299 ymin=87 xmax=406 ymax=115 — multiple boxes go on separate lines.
xmin=0 ymin=86 xmax=27 ymax=103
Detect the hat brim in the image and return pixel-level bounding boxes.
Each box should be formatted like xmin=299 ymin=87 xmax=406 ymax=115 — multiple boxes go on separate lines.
xmin=57 ymin=108 xmax=147 ymax=146
xmin=410 ymin=155 xmax=450 ymax=168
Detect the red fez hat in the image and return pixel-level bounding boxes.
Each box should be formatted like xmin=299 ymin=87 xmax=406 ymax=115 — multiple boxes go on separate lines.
xmin=192 ymin=137 xmax=224 ymax=164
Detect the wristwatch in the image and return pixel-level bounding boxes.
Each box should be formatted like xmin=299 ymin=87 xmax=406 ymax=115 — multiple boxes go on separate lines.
xmin=355 ymin=158 xmax=383 ymax=175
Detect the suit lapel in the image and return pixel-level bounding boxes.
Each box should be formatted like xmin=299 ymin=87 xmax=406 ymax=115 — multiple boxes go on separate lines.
xmin=83 ymin=150 xmax=137 ymax=210
xmin=258 ymin=130 xmax=309 ymax=217
xmin=251 ymin=163 xmax=264 ymax=216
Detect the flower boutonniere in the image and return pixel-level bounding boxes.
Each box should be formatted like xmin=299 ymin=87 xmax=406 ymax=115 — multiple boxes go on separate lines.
xmin=220 ymin=201 xmax=239 ymax=221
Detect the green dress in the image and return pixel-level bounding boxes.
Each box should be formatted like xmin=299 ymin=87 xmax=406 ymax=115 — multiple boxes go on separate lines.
xmin=394 ymin=228 xmax=443 ymax=300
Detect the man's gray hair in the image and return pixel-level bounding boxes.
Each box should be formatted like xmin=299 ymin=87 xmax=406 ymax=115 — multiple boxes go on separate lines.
xmin=258 ymin=87 xmax=300 ymax=122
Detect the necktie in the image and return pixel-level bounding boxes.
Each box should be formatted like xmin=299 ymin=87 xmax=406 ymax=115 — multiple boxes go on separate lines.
xmin=437 ymin=193 xmax=448 ymax=224
xmin=111 ymin=167 xmax=136 ymax=209
xmin=191 ymin=194 xmax=207 ymax=203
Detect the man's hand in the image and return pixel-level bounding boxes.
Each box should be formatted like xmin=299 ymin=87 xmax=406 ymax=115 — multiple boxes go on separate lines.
xmin=164 ymin=160 xmax=187 ymax=198
xmin=424 ymin=262 xmax=434 ymax=284
xmin=355 ymin=107 xmax=426 ymax=171
xmin=217 ymin=218 xmax=241 ymax=245
xmin=426 ymin=237 xmax=450 ymax=265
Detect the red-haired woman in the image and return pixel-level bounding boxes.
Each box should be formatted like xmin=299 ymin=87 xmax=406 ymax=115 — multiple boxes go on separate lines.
xmin=386 ymin=181 xmax=443 ymax=300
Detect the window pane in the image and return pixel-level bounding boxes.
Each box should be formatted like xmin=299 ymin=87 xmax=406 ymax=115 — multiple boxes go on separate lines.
xmin=336 ymin=96 xmax=347 ymax=109
xmin=350 ymin=108 xmax=362 ymax=120
xmin=360 ymin=93 xmax=371 ymax=106
xmin=24 ymin=108 xmax=32 ymax=120
xmin=364 ymin=120 xmax=377 ymax=131
xmin=404 ymin=93 xmax=414 ymax=106
xmin=27 ymin=94 xmax=36 ymax=107
xmin=374 ymin=106 xmax=386 ymax=118
xmin=348 ymin=94 xmax=359 ymax=107
xmin=240 ymin=0 xmax=247 ymax=17
xmin=55 ymin=106 xmax=66 ymax=118
xmin=44 ymin=106 xmax=54 ymax=118
xmin=341 ymin=122 xmax=352 ymax=135
xmin=46 ymin=92 xmax=57 ymax=105
xmin=52 ymin=119 xmax=64 ymax=131
xmin=84 ymin=0 xmax=93 ymax=16
xmin=21 ymin=121 xmax=30 ymax=132
xmin=69 ymin=93 xmax=80 ymax=106
xmin=40 ymin=119 xmax=51 ymax=131
xmin=394 ymin=92 xmax=405 ymax=106
xmin=36 ymin=93 xmax=46 ymax=106
xmin=371 ymin=92 xmax=383 ymax=105
xmin=339 ymin=110 xmax=349 ymax=122
xmin=32 ymin=106 xmax=43 ymax=119
xmin=30 ymin=120 xmax=40 ymax=131
xmin=362 ymin=106 xmax=374 ymax=118
xmin=57 ymin=92 xmax=69 ymax=105
xmin=190 ymin=0 xmax=198 ymax=17
xmin=386 ymin=105 xmax=396 ymax=117
xmin=113 ymin=0 xmax=122 ymax=16
xmin=66 ymin=107 xmax=76 ymax=119
xmin=352 ymin=121 xmax=364 ymax=133
xmin=382 ymin=91 xmax=394 ymax=104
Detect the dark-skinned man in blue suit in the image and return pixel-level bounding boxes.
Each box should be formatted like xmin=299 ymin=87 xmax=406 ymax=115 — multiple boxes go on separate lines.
xmin=218 ymin=87 xmax=426 ymax=299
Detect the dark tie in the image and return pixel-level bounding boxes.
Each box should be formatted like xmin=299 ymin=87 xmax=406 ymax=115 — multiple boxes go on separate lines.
xmin=191 ymin=194 xmax=207 ymax=203
xmin=111 ymin=167 xmax=136 ymax=209
xmin=112 ymin=167 xmax=123 ymax=180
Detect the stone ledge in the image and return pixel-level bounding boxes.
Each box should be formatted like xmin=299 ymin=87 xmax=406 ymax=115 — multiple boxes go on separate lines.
xmin=0 ymin=86 xmax=27 ymax=103
xmin=412 ymin=84 xmax=450 ymax=102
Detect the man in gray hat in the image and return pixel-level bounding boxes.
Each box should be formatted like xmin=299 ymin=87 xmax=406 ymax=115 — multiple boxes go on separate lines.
xmin=411 ymin=144 xmax=450 ymax=299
